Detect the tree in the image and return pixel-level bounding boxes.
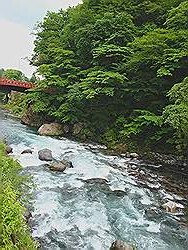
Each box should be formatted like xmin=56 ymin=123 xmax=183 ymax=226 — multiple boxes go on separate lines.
xmin=0 ymin=68 xmax=4 ymax=77
xmin=18 ymin=0 xmax=187 ymax=153
xmin=163 ymin=77 xmax=188 ymax=154
xmin=2 ymin=69 xmax=28 ymax=81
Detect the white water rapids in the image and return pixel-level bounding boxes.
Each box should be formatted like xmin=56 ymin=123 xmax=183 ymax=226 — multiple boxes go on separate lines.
xmin=0 ymin=109 xmax=187 ymax=250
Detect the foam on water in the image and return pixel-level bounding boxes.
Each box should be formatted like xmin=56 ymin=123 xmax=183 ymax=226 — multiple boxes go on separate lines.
xmin=0 ymin=109 xmax=187 ymax=250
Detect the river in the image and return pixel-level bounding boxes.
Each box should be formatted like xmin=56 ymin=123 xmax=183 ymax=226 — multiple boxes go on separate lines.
xmin=0 ymin=109 xmax=187 ymax=250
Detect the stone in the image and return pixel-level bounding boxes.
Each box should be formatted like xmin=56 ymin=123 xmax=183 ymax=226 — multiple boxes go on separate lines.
xmin=72 ymin=122 xmax=84 ymax=135
xmin=5 ymin=145 xmax=13 ymax=154
xmin=49 ymin=160 xmax=73 ymax=172
xmin=111 ymin=190 xmax=127 ymax=197
xmin=38 ymin=149 xmax=53 ymax=161
xmin=23 ymin=210 xmax=32 ymax=222
xmin=84 ymin=178 xmax=109 ymax=184
xmin=21 ymin=105 xmax=44 ymax=128
xmin=21 ymin=149 xmax=33 ymax=154
xmin=38 ymin=123 xmax=64 ymax=136
xmin=63 ymin=124 xmax=70 ymax=134
xmin=142 ymin=152 xmax=188 ymax=173
xmin=110 ymin=240 xmax=134 ymax=250
xmin=129 ymin=153 xmax=139 ymax=158
xmin=113 ymin=144 xmax=128 ymax=154
xmin=162 ymin=201 xmax=184 ymax=213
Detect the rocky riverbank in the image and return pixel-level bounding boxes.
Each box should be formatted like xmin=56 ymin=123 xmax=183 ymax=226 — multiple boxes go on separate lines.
xmin=1 ymin=106 xmax=188 ymax=249
xmin=19 ymin=105 xmax=188 ymax=176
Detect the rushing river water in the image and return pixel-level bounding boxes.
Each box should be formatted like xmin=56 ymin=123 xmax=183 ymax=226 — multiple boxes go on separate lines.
xmin=0 ymin=109 xmax=187 ymax=250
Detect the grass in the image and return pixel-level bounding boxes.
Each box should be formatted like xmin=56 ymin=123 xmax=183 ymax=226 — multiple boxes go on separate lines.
xmin=0 ymin=142 xmax=38 ymax=249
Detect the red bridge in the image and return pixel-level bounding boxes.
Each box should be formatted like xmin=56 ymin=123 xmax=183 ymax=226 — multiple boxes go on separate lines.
xmin=0 ymin=78 xmax=34 ymax=93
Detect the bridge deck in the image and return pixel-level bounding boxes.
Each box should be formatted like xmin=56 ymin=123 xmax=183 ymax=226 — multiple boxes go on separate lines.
xmin=0 ymin=78 xmax=34 ymax=89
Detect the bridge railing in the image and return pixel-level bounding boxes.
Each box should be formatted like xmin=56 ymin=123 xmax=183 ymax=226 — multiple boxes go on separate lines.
xmin=0 ymin=78 xmax=34 ymax=89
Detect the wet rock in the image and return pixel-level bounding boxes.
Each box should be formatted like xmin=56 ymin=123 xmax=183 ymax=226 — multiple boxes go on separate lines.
xmin=21 ymin=149 xmax=33 ymax=154
xmin=162 ymin=201 xmax=184 ymax=213
xmin=38 ymin=149 xmax=53 ymax=161
xmin=63 ymin=124 xmax=70 ymax=134
xmin=145 ymin=207 xmax=162 ymax=219
xmin=113 ymin=144 xmax=128 ymax=154
xmin=130 ymin=165 xmax=138 ymax=170
xmin=130 ymin=153 xmax=139 ymax=159
xmin=49 ymin=160 xmax=73 ymax=172
xmin=23 ymin=210 xmax=32 ymax=222
xmin=83 ymin=178 xmax=109 ymax=184
xmin=141 ymin=163 xmax=162 ymax=169
xmin=110 ymin=240 xmax=134 ymax=250
xmin=5 ymin=145 xmax=13 ymax=154
xmin=142 ymin=152 xmax=188 ymax=175
xmin=38 ymin=123 xmax=64 ymax=136
xmin=146 ymin=182 xmax=161 ymax=190
xmin=61 ymin=159 xmax=73 ymax=168
xmin=111 ymin=190 xmax=127 ymax=197
xmin=21 ymin=105 xmax=44 ymax=128
xmin=72 ymin=122 xmax=84 ymax=135
xmin=49 ymin=162 xmax=66 ymax=172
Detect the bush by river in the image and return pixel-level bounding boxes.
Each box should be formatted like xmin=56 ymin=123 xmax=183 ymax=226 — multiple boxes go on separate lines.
xmin=0 ymin=142 xmax=37 ymax=249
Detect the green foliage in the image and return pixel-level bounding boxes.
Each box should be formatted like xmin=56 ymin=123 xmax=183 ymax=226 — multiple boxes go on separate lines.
xmin=4 ymin=93 xmax=28 ymax=116
xmin=0 ymin=142 xmax=37 ymax=249
xmin=0 ymin=68 xmax=5 ymax=77
xmin=163 ymin=77 xmax=188 ymax=153
xmin=117 ymin=110 xmax=162 ymax=138
xmin=1 ymin=69 xmax=28 ymax=81
xmin=10 ymin=0 xmax=188 ymax=155
xmin=165 ymin=1 xmax=188 ymax=30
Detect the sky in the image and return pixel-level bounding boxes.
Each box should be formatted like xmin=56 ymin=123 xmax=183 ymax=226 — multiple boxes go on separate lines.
xmin=0 ymin=0 xmax=82 ymax=77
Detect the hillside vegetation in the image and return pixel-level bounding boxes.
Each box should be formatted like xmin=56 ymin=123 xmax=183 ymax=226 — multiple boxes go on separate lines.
xmin=4 ymin=0 xmax=188 ymax=155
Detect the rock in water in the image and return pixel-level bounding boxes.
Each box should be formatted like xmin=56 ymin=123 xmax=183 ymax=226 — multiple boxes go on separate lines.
xmin=84 ymin=178 xmax=109 ymax=184
xmin=110 ymin=240 xmax=134 ymax=250
xmin=21 ymin=149 xmax=33 ymax=154
xmin=23 ymin=210 xmax=32 ymax=222
xmin=5 ymin=145 xmax=13 ymax=154
xmin=38 ymin=123 xmax=64 ymax=136
xmin=38 ymin=149 xmax=53 ymax=161
xmin=49 ymin=160 xmax=73 ymax=172
xmin=129 ymin=153 xmax=139 ymax=158
xmin=162 ymin=201 xmax=184 ymax=213
xmin=61 ymin=159 xmax=74 ymax=168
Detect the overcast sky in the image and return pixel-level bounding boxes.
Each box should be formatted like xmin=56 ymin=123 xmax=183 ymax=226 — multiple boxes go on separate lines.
xmin=0 ymin=0 xmax=82 ymax=77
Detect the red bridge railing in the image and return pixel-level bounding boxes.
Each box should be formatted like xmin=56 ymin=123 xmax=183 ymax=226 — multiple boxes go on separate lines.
xmin=0 ymin=78 xmax=34 ymax=89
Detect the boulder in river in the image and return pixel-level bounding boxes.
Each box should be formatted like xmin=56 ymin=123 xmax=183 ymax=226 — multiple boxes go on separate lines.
xmin=110 ymin=240 xmax=134 ymax=250
xmin=38 ymin=123 xmax=64 ymax=136
xmin=129 ymin=153 xmax=139 ymax=159
xmin=23 ymin=209 xmax=32 ymax=222
xmin=21 ymin=149 xmax=33 ymax=154
xmin=111 ymin=190 xmax=127 ymax=197
xmin=5 ymin=145 xmax=13 ymax=154
xmin=38 ymin=149 xmax=53 ymax=161
xmin=83 ymin=178 xmax=109 ymax=185
xmin=49 ymin=160 xmax=73 ymax=172
xmin=162 ymin=201 xmax=184 ymax=213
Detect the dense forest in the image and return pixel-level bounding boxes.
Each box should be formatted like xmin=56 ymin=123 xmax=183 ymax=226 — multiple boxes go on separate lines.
xmin=4 ymin=0 xmax=188 ymax=155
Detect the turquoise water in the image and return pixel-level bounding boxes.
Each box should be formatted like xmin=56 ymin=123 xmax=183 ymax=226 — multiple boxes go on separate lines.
xmin=0 ymin=109 xmax=187 ymax=250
